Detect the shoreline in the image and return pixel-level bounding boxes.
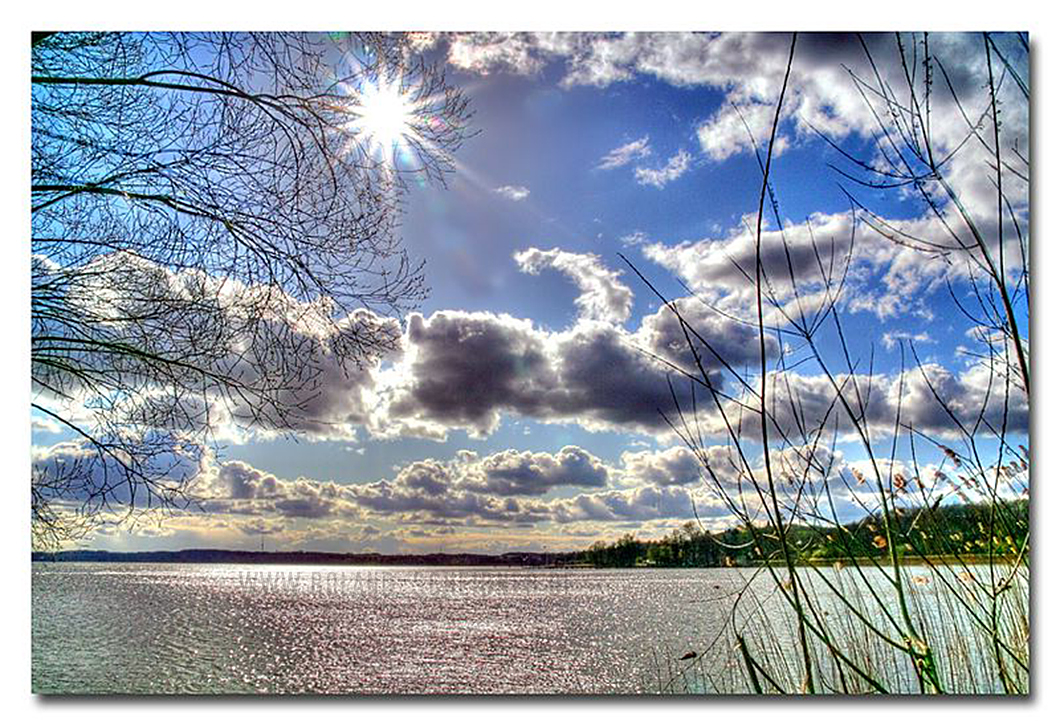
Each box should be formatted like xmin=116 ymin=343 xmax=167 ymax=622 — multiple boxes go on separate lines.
xmin=32 ymin=549 xmax=1022 ymax=569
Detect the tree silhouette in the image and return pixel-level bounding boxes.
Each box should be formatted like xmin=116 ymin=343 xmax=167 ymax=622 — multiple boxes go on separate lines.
xmin=31 ymin=32 xmax=473 ymax=547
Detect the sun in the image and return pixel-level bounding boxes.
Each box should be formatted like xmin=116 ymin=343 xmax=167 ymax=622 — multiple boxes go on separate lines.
xmin=351 ymin=77 xmax=417 ymax=161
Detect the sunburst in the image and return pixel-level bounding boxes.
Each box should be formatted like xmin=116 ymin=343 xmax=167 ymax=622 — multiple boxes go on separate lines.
xmin=349 ymin=76 xmax=418 ymax=167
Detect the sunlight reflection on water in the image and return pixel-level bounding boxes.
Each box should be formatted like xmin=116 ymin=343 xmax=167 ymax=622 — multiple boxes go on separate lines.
xmin=32 ymin=562 xmax=1021 ymax=694
xmin=33 ymin=563 xmax=737 ymax=694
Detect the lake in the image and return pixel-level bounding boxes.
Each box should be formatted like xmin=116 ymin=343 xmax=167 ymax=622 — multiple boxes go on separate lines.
xmin=31 ymin=562 xmax=1027 ymax=694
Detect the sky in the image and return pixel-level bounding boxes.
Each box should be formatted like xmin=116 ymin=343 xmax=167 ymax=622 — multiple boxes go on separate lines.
xmin=29 ymin=31 xmax=1030 ymax=554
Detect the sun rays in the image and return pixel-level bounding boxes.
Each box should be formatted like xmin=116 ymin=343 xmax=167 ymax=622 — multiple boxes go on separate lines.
xmin=352 ymin=76 xmax=417 ymax=157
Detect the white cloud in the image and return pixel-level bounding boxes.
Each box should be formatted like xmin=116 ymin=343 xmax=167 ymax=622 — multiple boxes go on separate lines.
xmin=200 ymin=457 xmax=360 ymax=520
xmin=882 ymin=330 xmax=935 ymax=351
xmin=445 ymin=32 xmax=551 ymax=76
xmin=697 ymin=102 xmax=791 ymax=161
xmin=493 ymin=184 xmax=530 ymax=201
xmin=437 ymin=32 xmax=1028 ymax=226
xmin=620 ymin=230 xmax=651 ymax=247
xmin=692 ymin=365 xmax=1028 ymax=444
xmin=639 ymin=210 xmax=982 ymax=324
xmin=596 ymin=136 xmax=652 ymax=170
xmin=634 ymin=149 xmax=691 ymax=189
xmin=32 ymin=250 xmax=400 ymax=444
xmin=31 ymin=416 xmax=63 ymax=434
xmin=514 ymin=246 xmax=633 ymax=323
xmin=187 ymin=442 xmax=725 ymax=531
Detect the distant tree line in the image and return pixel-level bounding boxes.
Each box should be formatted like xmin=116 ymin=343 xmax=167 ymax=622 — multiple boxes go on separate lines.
xmin=577 ymin=499 xmax=1029 ymax=568
xmin=581 ymin=522 xmax=725 ymax=568
xmin=33 ymin=549 xmax=560 ymax=567
xmin=34 ymin=499 xmax=1027 ymax=569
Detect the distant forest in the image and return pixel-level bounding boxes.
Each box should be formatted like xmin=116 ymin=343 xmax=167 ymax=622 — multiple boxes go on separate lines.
xmin=577 ymin=499 xmax=1029 ymax=568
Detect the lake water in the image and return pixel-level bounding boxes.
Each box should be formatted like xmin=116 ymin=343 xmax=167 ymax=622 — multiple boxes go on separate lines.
xmin=31 ymin=562 xmax=1028 ymax=694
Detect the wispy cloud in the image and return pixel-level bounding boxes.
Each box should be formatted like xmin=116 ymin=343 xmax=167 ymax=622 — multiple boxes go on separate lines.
xmin=440 ymin=33 xmax=1027 ymax=219
xmin=31 ymin=416 xmax=63 ymax=434
xmin=596 ymin=136 xmax=651 ymax=170
xmin=620 ymin=230 xmax=651 ymax=247
xmin=514 ymin=246 xmax=633 ymax=323
xmin=634 ymin=149 xmax=691 ymax=189
xmin=493 ymin=184 xmax=530 ymax=201
xmin=881 ymin=330 xmax=935 ymax=351
xmin=641 ymin=211 xmax=959 ymax=323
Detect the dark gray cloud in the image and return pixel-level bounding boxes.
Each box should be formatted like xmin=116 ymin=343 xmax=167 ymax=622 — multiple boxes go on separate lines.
xmin=474 ymin=446 xmax=610 ymax=496
xmin=218 ymin=308 xmax=398 ymax=439
xmin=33 ymin=250 xmax=400 ymax=443
xmin=699 ymin=365 xmax=1028 ymax=444
xmin=541 ymin=321 xmax=692 ymax=430
xmin=620 ymin=446 xmax=701 ymax=487
xmin=378 ymin=312 xmax=703 ymax=438
xmin=348 ymin=479 xmax=553 ymax=524
xmin=348 ymin=445 xmax=610 ymax=521
xmin=392 ymin=459 xmax=453 ymax=496
xmin=381 ymin=311 xmax=559 ymax=436
xmin=551 ymin=485 xmax=730 ymax=523
xmin=31 ymin=435 xmax=204 ymax=509
xmin=634 ymin=295 xmax=777 ymax=378
xmin=205 ymin=459 xmax=358 ymax=520
xmin=372 ymin=292 xmax=810 ymax=440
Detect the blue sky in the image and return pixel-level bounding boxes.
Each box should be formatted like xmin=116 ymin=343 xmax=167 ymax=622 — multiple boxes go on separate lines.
xmin=30 ymin=32 xmax=1030 ymax=554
